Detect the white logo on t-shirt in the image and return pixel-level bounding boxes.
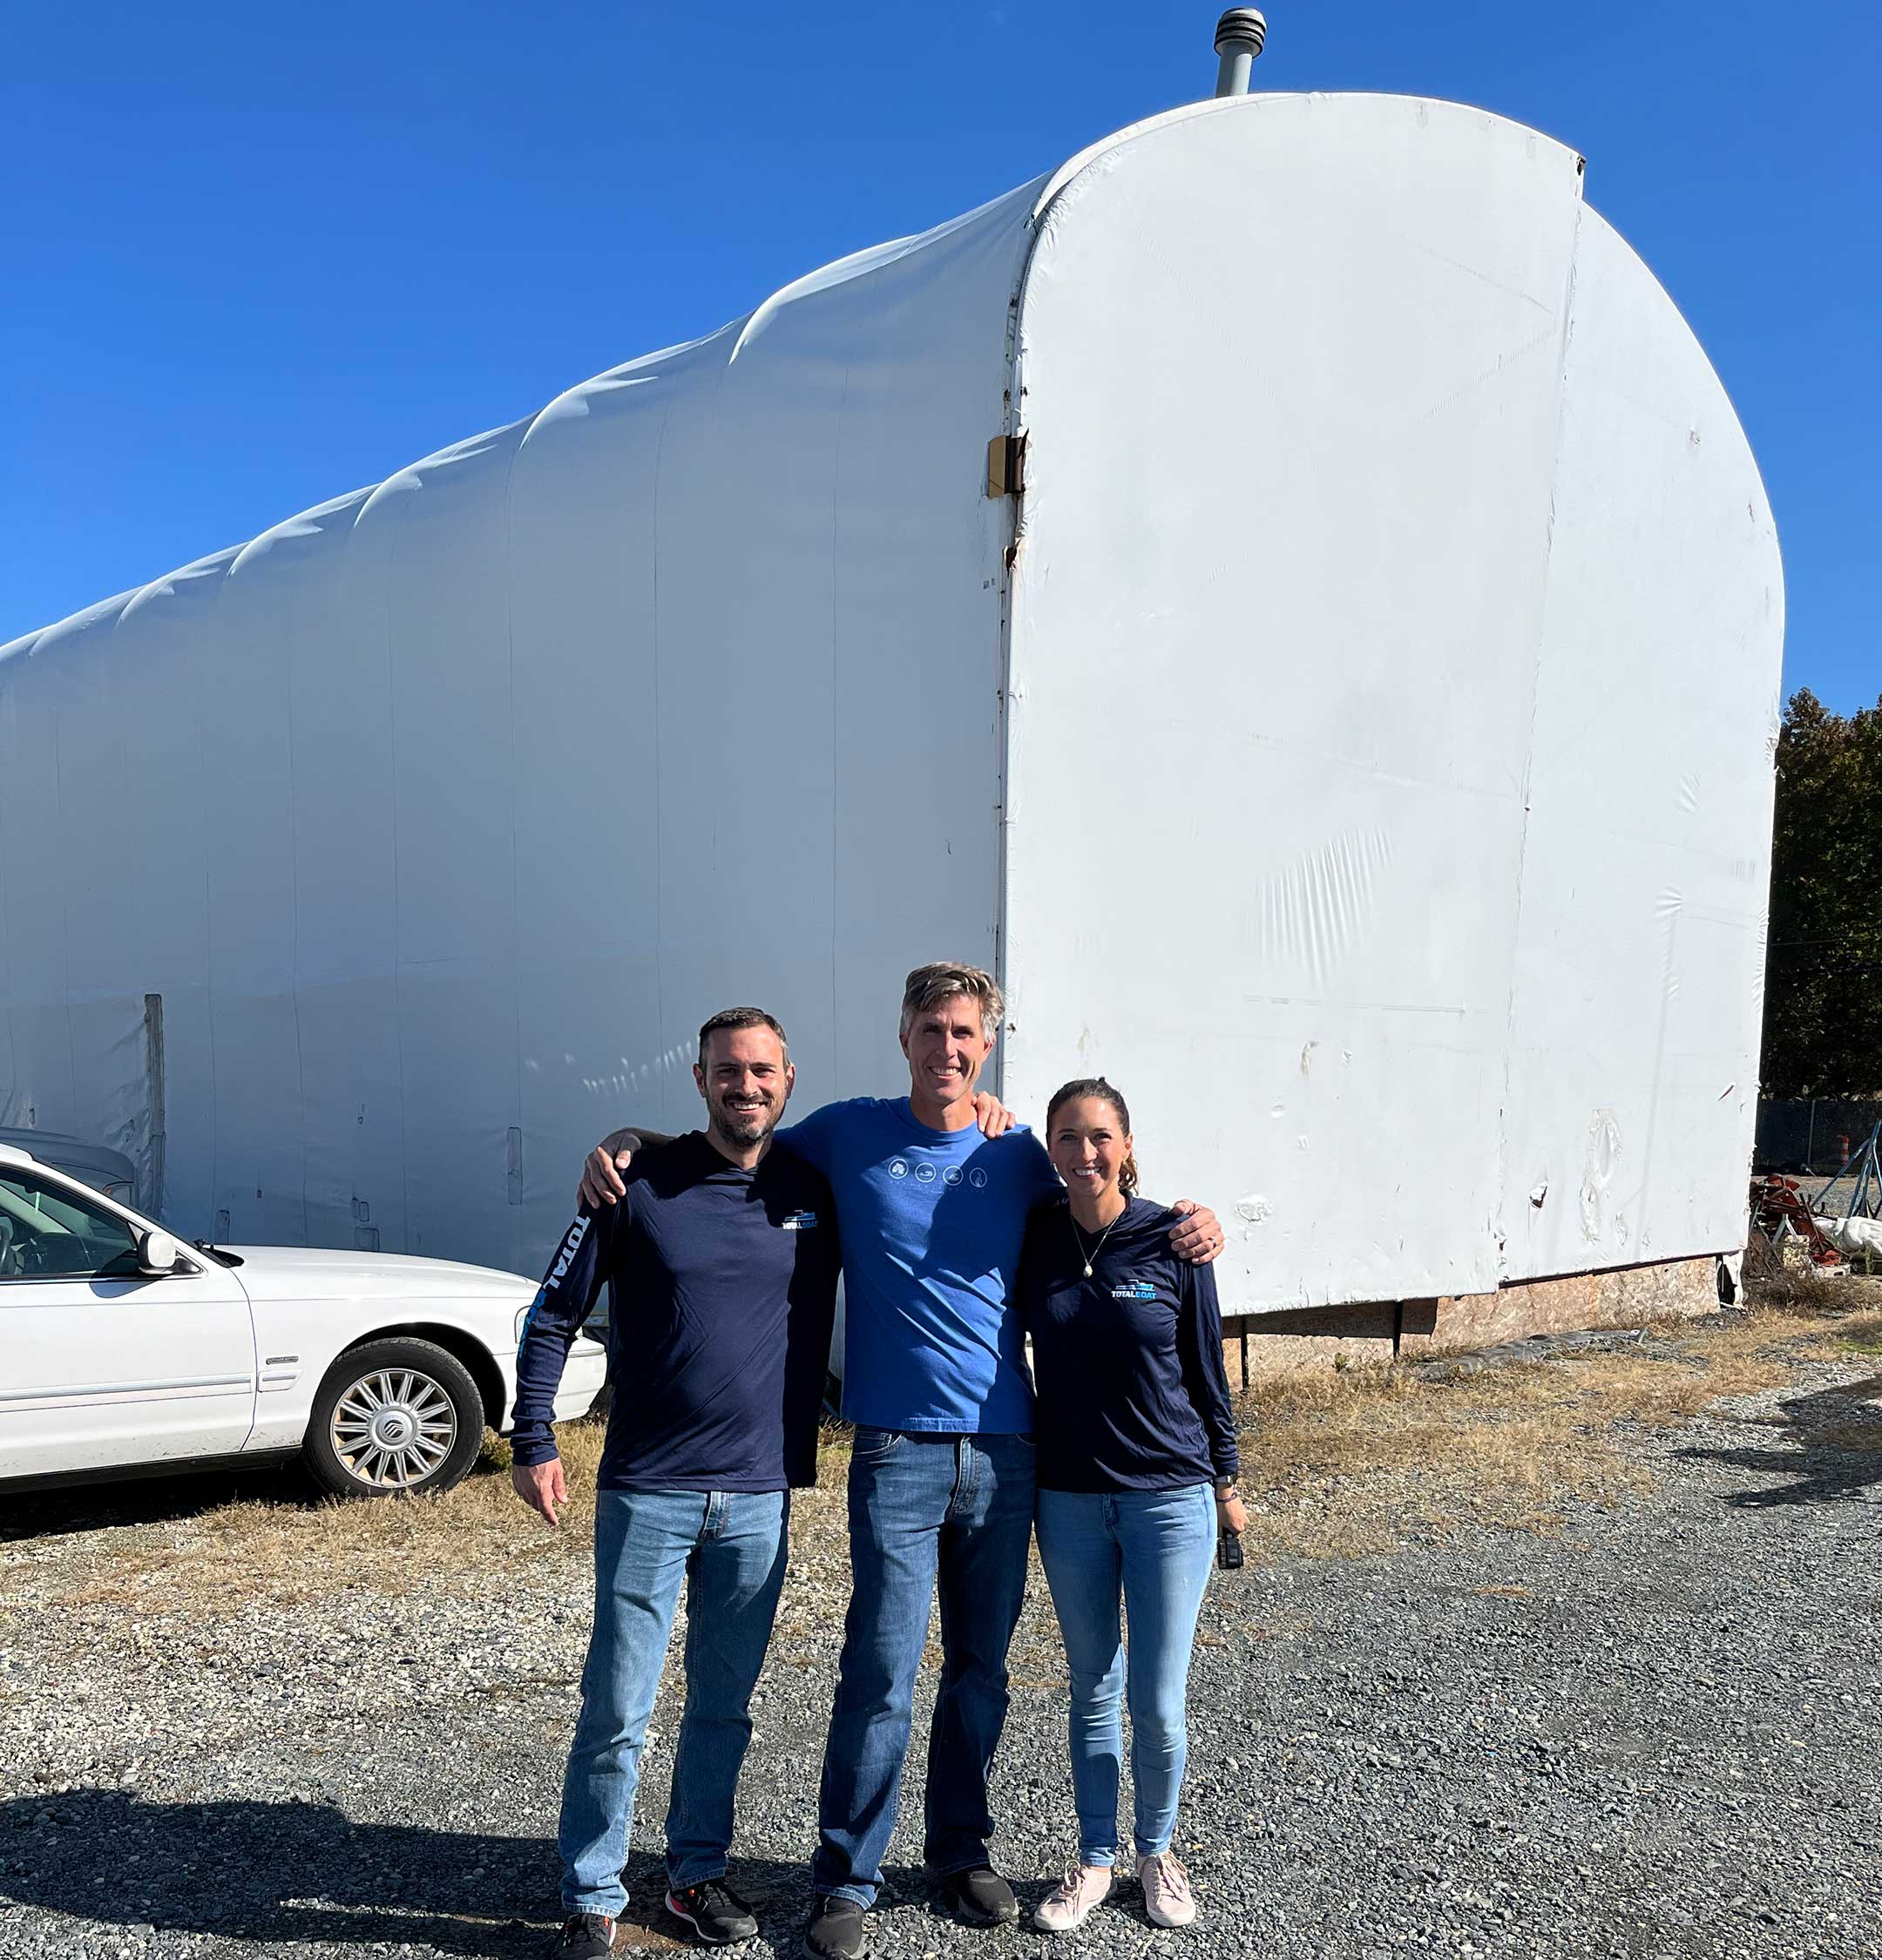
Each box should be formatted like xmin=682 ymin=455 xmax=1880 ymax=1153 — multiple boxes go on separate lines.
xmin=943 ymin=1166 xmax=964 ymax=1186
xmin=968 ymin=1167 xmax=989 ymax=1189
xmin=914 ymin=1162 xmax=938 ymax=1184
xmin=889 ymin=1159 xmax=910 ymax=1179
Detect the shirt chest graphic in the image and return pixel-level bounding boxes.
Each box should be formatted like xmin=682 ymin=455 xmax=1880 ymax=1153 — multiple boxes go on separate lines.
xmin=639 ymin=1194 xmax=821 ymax=1275
xmin=1044 ymin=1271 xmax=1171 ymax=1321
xmin=883 ymin=1156 xmax=988 ymax=1191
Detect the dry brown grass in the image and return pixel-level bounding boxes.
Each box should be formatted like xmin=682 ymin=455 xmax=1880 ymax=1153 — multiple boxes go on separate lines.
xmin=1229 ymin=1298 xmax=1868 ymax=1562
xmin=28 ymin=1416 xmax=862 ymax=1626
xmin=18 ymin=1292 xmax=1879 ymax=1622
xmin=1749 ymin=1261 xmax=1865 ymax=1316
xmin=35 ymin=1416 xmax=608 ymax=1621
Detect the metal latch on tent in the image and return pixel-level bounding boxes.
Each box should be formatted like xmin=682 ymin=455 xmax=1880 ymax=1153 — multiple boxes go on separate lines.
xmin=985 ymin=432 xmax=1027 ymax=498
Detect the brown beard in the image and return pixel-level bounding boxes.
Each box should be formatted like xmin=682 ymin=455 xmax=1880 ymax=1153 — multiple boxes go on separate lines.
xmin=711 ymin=1098 xmax=777 ymax=1148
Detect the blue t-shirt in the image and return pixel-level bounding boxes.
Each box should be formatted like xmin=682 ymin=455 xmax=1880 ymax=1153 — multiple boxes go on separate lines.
xmin=782 ymin=1097 xmax=1060 ymax=1434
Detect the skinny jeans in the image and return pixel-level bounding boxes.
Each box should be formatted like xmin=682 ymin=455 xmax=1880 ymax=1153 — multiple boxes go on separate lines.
xmin=1033 ymin=1482 xmax=1215 ymax=1864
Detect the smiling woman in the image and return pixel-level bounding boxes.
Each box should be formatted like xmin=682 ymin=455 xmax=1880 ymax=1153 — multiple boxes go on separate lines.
xmin=1019 ymin=1075 xmax=1242 ymax=1931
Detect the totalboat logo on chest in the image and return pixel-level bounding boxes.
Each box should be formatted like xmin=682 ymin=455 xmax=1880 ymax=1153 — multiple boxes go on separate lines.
xmin=780 ymin=1210 xmax=822 ymax=1231
xmin=1110 ymin=1281 xmax=1159 ymax=1302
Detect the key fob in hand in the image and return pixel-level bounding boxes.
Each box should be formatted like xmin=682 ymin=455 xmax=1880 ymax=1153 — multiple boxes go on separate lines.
xmin=1216 ymin=1527 xmax=1244 ymax=1571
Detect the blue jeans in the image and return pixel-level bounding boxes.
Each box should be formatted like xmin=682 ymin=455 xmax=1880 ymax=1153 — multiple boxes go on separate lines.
xmin=559 ymin=1487 xmax=788 ymax=1915
xmin=1033 ymin=1484 xmax=1215 ymax=1864
xmin=811 ymin=1428 xmax=1035 ymax=1905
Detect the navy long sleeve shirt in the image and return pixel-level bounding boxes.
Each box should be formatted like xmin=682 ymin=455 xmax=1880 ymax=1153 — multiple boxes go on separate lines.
xmin=1018 ymin=1193 xmax=1241 ymax=1494
xmin=509 ymin=1132 xmax=840 ymax=1492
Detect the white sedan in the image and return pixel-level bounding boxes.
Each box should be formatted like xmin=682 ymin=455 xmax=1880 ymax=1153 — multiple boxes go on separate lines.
xmin=0 ymin=1142 xmax=606 ymax=1498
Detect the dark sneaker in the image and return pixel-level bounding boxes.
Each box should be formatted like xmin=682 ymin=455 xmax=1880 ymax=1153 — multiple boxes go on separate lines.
xmin=934 ymin=1865 xmax=1019 ymax=1926
xmin=555 ymin=1914 xmax=616 ymax=1957
xmin=802 ymin=1893 xmax=868 ymax=1958
xmin=667 ymin=1876 xmax=760 ymax=1944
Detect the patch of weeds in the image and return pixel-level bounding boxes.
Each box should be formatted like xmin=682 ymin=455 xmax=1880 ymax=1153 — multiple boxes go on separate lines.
xmin=1746 ymin=1267 xmax=1856 ymax=1317
xmin=1838 ymin=1310 xmax=1882 ymax=1353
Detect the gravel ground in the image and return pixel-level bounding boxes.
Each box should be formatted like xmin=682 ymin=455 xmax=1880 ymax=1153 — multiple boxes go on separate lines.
xmin=2 ymin=1346 xmax=1878 ymax=1960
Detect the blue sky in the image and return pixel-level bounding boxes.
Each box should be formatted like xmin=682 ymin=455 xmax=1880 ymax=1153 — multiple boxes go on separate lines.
xmin=3 ymin=1 xmax=1875 ymax=710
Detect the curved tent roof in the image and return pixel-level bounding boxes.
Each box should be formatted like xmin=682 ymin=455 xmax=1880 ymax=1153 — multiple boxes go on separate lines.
xmin=0 ymin=94 xmax=1780 ymax=1302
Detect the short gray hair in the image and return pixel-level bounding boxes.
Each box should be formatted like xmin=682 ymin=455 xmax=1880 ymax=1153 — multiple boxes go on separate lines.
xmin=899 ymin=962 xmax=1005 ymax=1043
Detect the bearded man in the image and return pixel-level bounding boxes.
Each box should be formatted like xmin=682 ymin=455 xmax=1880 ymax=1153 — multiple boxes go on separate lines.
xmin=511 ymin=1007 xmax=840 ymax=1954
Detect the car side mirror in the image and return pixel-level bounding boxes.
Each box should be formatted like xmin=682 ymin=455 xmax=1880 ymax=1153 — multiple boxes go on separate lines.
xmin=138 ymin=1228 xmax=183 ymax=1275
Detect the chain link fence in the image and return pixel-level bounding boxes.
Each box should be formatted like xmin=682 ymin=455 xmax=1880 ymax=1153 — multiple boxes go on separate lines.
xmin=1753 ymin=1098 xmax=1882 ymax=1173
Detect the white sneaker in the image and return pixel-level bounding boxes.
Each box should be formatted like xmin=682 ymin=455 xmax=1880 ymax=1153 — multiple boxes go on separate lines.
xmin=1137 ymin=1851 xmax=1196 ymax=1928
xmin=1032 ymin=1863 xmax=1113 ymax=1932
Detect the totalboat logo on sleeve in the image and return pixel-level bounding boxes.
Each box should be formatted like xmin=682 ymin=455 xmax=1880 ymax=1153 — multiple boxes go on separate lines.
xmin=546 ymin=1215 xmax=591 ymax=1290
xmin=780 ymin=1210 xmax=822 ymax=1232
xmin=1110 ymin=1281 xmax=1159 ymax=1302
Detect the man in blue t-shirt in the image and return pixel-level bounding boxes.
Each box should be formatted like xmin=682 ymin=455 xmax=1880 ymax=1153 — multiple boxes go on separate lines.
xmin=580 ymin=963 xmax=1223 ymax=1960
xmin=514 ymin=1008 xmax=840 ymax=1957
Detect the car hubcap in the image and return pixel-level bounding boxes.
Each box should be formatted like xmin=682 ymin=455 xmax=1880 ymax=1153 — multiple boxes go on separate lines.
xmin=329 ymin=1369 xmax=457 ymax=1489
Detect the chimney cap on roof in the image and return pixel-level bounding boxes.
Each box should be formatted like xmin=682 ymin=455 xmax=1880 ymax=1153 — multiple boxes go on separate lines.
xmin=1215 ymin=8 xmax=1267 ymax=56
xmin=1214 ymin=8 xmax=1267 ymax=96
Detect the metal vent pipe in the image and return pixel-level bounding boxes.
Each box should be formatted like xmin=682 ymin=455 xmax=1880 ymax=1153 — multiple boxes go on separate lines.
xmin=1214 ymin=8 xmax=1267 ymax=96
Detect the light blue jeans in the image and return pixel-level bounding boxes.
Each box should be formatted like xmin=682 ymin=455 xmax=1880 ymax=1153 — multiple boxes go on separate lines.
xmin=559 ymin=1487 xmax=788 ymax=1916
xmin=1033 ymin=1483 xmax=1215 ymax=1864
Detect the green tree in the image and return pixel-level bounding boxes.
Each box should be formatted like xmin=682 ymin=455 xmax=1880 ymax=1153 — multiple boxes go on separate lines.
xmin=1761 ymin=688 xmax=1882 ymax=1095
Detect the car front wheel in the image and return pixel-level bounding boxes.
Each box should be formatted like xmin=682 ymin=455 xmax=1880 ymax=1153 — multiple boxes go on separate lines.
xmin=302 ymin=1337 xmax=484 ymax=1498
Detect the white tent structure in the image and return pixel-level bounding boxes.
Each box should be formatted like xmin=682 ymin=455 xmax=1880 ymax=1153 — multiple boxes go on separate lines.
xmin=0 ymin=91 xmax=1781 ymax=1327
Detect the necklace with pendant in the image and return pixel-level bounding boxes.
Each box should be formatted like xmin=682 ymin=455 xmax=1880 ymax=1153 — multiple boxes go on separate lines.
xmin=1069 ymin=1203 xmax=1126 ymax=1280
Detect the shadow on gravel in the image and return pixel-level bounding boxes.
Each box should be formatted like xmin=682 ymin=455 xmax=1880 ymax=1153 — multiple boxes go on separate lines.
xmin=0 ymin=1450 xmax=520 ymax=1544
xmin=0 ymin=1789 xmax=941 ymax=1956
xmin=1676 ymin=1373 xmax=1882 ymax=1509
xmin=0 ymin=1461 xmax=312 ymax=1542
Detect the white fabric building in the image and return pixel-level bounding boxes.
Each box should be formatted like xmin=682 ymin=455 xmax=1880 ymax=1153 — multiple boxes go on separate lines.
xmin=0 ymin=92 xmax=1782 ymax=1312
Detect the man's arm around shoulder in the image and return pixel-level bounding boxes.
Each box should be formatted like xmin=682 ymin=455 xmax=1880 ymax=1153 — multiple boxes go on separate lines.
xmin=579 ymin=1126 xmax=676 ymax=1210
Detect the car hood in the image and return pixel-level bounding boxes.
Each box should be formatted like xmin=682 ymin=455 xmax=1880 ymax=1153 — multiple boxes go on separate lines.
xmin=217 ymin=1245 xmax=538 ymax=1305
